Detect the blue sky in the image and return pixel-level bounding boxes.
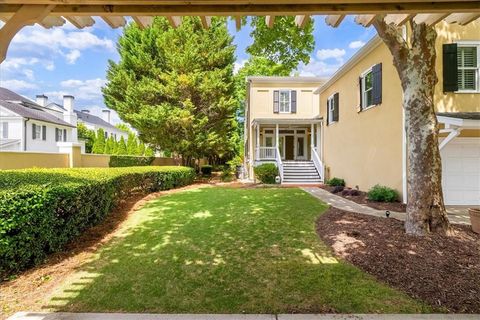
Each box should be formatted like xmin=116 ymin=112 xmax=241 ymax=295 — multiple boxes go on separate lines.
xmin=0 ymin=16 xmax=375 ymax=124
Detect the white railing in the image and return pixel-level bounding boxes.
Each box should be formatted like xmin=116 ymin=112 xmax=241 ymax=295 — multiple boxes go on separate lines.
xmin=276 ymin=147 xmax=283 ymax=182
xmin=311 ymin=147 xmax=324 ymax=181
xmin=256 ymin=147 xmax=276 ymax=160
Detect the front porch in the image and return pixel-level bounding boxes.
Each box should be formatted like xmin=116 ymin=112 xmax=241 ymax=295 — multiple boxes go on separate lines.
xmin=251 ymin=118 xmax=324 ymax=183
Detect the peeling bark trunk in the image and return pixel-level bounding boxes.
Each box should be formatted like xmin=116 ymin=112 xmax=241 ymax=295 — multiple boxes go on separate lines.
xmin=373 ymin=19 xmax=450 ymax=235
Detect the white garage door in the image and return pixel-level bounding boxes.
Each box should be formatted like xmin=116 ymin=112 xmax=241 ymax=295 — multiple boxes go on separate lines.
xmin=441 ymin=138 xmax=480 ymax=205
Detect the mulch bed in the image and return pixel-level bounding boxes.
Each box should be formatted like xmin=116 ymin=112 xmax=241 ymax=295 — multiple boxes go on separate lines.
xmin=316 ymin=207 xmax=480 ymax=313
xmin=321 ymin=185 xmax=406 ymax=212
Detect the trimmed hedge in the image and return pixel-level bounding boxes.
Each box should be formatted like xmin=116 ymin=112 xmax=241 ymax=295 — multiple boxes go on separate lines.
xmin=254 ymin=163 xmax=279 ymax=184
xmin=109 ymin=155 xmax=155 ymax=167
xmin=367 ymin=184 xmax=398 ymax=202
xmin=326 ymin=177 xmax=346 ymax=187
xmin=200 ymin=165 xmax=213 ymax=176
xmin=0 ymin=166 xmax=195 ymax=278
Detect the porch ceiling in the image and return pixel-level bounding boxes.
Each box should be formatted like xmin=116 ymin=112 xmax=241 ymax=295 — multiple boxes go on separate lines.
xmin=1 ymin=1 xmax=480 ymax=63
xmin=253 ymin=117 xmax=323 ymax=125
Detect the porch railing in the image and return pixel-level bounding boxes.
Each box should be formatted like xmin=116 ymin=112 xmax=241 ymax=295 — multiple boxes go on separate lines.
xmin=276 ymin=147 xmax=283 ymax=182
xmin=256 ymin=147 xmax=276 ymax=160
xmin=311 ymin=146 xmax=324 ymax=181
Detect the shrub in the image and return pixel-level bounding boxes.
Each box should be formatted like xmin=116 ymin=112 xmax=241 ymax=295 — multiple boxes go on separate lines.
xmin=254 ymin=163 xmax=279 ymax=184
xmin=367 ymin=184 xmax=398 ymax=202
xmin=200 ymin=165 xmax=213 ymax=176
xmin=326 ymin=177 xmax=346 ymax=187
xmin=109 ymin=155 xmax=155 ymax=167
xmin=220 ymin=167 xmax=234 ymax=182
xmin=331 ymin=186 xmax=344 ymax=194
xmin=342 ymin=188 xmax=360 ymax=197
xmin=0 ymin=166 xmax=195 ymax=278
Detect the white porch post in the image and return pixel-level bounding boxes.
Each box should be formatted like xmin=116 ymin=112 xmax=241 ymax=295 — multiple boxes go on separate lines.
xmin=310 ymin=123 xmax=314 ymax=160
xmin=275 ymin=123 xmax=279 ymax=159
xmin=316 ymin=123 xmax=321 ymax=152
xmin=256 ymin=124 xmax=260 ymax=160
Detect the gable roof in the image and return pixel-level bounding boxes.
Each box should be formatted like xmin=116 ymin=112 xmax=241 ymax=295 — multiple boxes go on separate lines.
xmin=0 ymin=100 xmax=75 ymax=127
xmin=0 ymin=87 xmax=35 ymax=103
xmin=74 ymin=110 xmax=125 ymax=132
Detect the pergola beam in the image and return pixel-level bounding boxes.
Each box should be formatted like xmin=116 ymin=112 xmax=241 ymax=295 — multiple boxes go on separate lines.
xmin=65 ymin=15 xmax=95 ymax=28
xmin=167 ymin=15 xmax=181 ymax=28
xmin=200 ymin=15 xmax=212 ymax=28
xmin=132 ymin=16 xmax=153 ymax=29
xmin=0 ymin=4 xmax=54 ymax=63
xmin=413 ymin=13 xmax=449 ymax=25
xmin=2 ymin=2 xmax=480 ymax=16
xmin=102 ymin=15 xmax=126 ymax=28
xmin=234 ymin=15 xmax=242 ymax=31
xmin=295 ymin=15 xmax=310 ymax=28
xmin=325 ymin=14 xmax=345 ymax=27
xmin=354 ymin=14 xmax=377 ymax=27
xmin=384 ymin=13 xmax=412 ymax=26
xmin=265 ymin=15 xmax=275 ymax=28
xmin=39 ymin=15 xmax=65 ymax=28
xmin=444 ymin=12 xmax=480 ymax=25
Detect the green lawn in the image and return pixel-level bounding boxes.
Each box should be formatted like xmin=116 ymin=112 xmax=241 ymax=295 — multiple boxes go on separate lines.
xmin=48 ymin=187 xmax=430 ymax=313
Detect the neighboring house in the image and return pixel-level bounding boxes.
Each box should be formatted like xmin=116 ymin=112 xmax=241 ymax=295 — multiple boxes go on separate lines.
xmin=244 ymin=77 xmax=327 ymax=184
xmin=245 ymin=22 xmax=479 ymax=205
xmin=0 ymin=88 xmax=76 ymax=152
xmin=75 ymin=109 xmax=129 ymax=141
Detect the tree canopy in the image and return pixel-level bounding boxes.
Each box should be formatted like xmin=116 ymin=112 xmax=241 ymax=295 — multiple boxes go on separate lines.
xmin=103 ymin=17 xmax=239 ymax=165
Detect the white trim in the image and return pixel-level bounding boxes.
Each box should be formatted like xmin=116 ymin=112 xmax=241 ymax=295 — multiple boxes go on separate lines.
xmin=279 ymin=89 xmax=291 ymax=113
xmin=360 ymin=66 xmax=376 ymax=110
xmin=455 ymin=41 xmax=480 ymax=93
xmin=327 ymin=93 xmax=337 ymax=124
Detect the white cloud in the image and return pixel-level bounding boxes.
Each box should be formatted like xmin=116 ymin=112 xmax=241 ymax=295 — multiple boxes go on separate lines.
xmin=234 ymin=59 xmax=247 ymax=74
xmin=1 ymin=57 xmax=39 ymax=71
xmin=23 ymin=69 xmax=35 ymax=81
xmin=349 ymin=40 xmax=365 ymax=49
xmin=65 ymin=49 xmax=81 ymax=64
xmin=45 ymin=78 xmax=106 ymax=102
xmin=316 ymin=48 xmax=346 ymax=61
xmin=0 ymin=79 xmax=38 ymax=91
xmin=296 ymin=58 xmax=344 ymax=78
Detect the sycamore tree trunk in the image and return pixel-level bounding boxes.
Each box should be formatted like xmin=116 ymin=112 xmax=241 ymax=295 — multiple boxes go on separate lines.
xmin=373 ymin=19 xmax=450 ymax=235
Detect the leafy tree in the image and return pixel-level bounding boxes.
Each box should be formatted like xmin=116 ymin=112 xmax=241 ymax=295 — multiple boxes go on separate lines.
xmin=116 ymin=136 xmax=127 ymax=155
xmin=247 ymin=16 xmax=315 ymax=71
xmin=145 ymin=146 xmax=155 ymax=157
xmin=77 ymin=122 xmax=95 ymax=153
xmin=115 ymin=123 xmax=132 ymax=134
xmin=103 ymin=17 xmax=239 ymax=166
xmin=92 ymin=128 xmax=106 ymax=154
xmin=126 ymin=132 xmax=138 ymax=155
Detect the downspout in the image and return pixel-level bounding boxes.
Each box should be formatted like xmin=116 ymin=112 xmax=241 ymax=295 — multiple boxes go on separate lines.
xmin=23 ymin=118 xmax=30 ymax=151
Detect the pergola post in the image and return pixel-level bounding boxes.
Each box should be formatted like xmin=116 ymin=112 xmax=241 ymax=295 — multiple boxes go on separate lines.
xmin=0 ymin=4 xmax=54 ymax=63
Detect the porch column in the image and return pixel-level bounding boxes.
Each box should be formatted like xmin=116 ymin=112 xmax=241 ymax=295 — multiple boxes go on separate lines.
xmin=310 ymin=123 xmax=314 ymax=159
xmin=316 ymin=123 xmax=321 ymax=153
xmin=275 ymin=123 xmax=279 ymax=150
xmin=256 ymin=124 xmax=260 ymax=160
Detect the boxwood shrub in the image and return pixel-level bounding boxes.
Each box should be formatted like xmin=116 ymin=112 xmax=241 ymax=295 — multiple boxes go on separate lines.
xmin=254 ymin=163 xmax=279 ymax=184
xmin=326 ymin=177 xmax=346 ymax=187
xmin=200 ymin=165 xmax=213 ymax=176
xmin=0 ymin=166 xmax=195 ymax=278
xmin=367 ymin=184 xmax=398 ymax=202
xmin=109 ymin=155 xmax=155 ymax=167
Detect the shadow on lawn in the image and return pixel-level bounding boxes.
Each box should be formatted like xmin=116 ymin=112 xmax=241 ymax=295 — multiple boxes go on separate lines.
xmin=44 ymin=187 xmax=431 ymax=314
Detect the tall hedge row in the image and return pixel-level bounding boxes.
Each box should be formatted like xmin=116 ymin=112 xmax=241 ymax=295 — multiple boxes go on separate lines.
xmin=0 ymin=166 xmax=195 ymax=278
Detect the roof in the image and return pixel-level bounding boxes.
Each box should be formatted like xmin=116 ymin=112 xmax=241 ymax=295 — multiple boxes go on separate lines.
xmin=315 ymin=36 xmax=383 ymax=94
xmin=436 ymin=112 xmax=480 ymax=120
xmin=0 ymin=87 xmax=34 ymax=103
xmin=46 ymin=102 xmax=66 ymax=111
xmin=75 ymin=110 xmax=124 ymax=132
xmin=0 ymin=100 xmax=75 ymax=127
xmin=248 ymin=76 xmax=327 ymax=84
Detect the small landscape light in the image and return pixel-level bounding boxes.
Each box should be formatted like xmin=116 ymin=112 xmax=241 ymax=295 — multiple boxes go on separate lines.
xmin=385 ymin=210 xmax=390 ymax=218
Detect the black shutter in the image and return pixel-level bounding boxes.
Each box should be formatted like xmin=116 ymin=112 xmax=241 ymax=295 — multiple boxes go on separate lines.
xmin=55 ymin=128 xmax=59 ymax=142
xmin=290 ymin=90 xmax=297 ymax=113
xmin=42 ymin=125 xmax=47 ymax=140
xmin=326 ymin=99 xmax=330 ymax=126
xmin=359 ymin=77 xmax=363 ymax=110
xmin=443 ymin=43 xmax=458 ymax=92
xmin=63 ymin=129 xmax=67 ymax=142
xmin=32 ymin=123 xmax=36 ymax=139
xmin=333 ymin=93 xmax=339 ymax=122
xmin=273 ymin=90 xmax=279 ymax=113
xmin=372 ymin=63 xmax=382 ymax=105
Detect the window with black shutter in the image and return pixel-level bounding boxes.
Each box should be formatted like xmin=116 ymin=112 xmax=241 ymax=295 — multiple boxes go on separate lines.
xmin=327 ymin=93 xmax=339 ymax=124
xmin=32 ymin=123 xmax=36 ymax=139
xmin=443 ymin=43 xmax=458 ymax=92
xmin=63 ymin=129 xmax=67 ymax=142
xmin=360 ymin=63 xmax=382 ymax=110
xmin=55 ymin=128 xmax=60 ymax=142
xmin=42 ymin=125 xmax=47 ymax=140
xmin=290 ymin=90 xmax=297 ymax=113
xmin=273 ymin=90 xmax=279 ymax=113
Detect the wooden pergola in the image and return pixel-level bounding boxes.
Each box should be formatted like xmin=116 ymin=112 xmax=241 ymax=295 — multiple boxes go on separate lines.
xmin=0 ymin=0 xmax=479 ymax=63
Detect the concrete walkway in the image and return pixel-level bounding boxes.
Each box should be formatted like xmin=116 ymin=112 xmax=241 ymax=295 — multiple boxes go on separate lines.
xmin=301 ymin=187 xmax=470 ymax=225
xmin=7 ymin=313 xmax=480 ymax=320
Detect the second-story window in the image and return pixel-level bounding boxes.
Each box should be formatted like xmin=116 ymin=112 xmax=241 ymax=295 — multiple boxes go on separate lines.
xmin=457 ymin=45 xmax=479 ymax=91
xmin=279 ymin=90 xmax=291 ymax=113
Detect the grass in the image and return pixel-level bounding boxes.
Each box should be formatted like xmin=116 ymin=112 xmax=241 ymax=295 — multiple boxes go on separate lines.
xmin=49 ymin=187 xmax=430 ymax=313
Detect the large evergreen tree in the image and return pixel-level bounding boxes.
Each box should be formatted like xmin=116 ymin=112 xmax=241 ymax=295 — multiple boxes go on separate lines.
xmin=103 ymin=17 xmax=238 ymax=165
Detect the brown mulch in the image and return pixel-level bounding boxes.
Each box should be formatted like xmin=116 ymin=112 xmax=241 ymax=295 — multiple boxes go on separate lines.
xmin=321 ymin=185 xmax=407 ymax=212
xmin=316 ymin=207 xmax=480 ymax=313
xmin=0 ymin=183 xmax=215 ymax=320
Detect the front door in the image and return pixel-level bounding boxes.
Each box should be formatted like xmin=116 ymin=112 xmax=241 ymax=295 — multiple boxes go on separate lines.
xmin=285 ymin=136 xmax=294 ymax=160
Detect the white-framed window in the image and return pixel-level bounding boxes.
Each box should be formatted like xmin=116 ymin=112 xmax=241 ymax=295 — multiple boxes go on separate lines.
xmin=457 ymin=43 xmax=479 ymax=92
xmin=279 ymin=90 xmax=291 ymax=113
xmin=55 ymin=128 xmax=67 ymax=142
xmin=361 ymin=68 xmax=374 ymax=108
xmin=328 ymin=95 xmax=336 ymax=124
xmin=32 ymin=123 xmax=43 ymax=140
xmin=1 ymin=122 xmax=8 ymax=139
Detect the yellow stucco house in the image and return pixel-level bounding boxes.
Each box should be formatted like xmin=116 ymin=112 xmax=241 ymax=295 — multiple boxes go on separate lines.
xmin=245 ymin=21 xmax=480 ymax=206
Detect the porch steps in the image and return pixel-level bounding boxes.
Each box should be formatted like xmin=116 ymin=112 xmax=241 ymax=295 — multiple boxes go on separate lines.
xmin=282 ymin=161 xmax=322 ymax=184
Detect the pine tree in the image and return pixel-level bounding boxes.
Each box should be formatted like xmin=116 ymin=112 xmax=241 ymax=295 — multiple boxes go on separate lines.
xmin=104 ymin=136 xmax=115 ymax=154
xmin=145 ymin=146 xmax=155 ymax=157
xmin=136 ymin=143 xmax=146 ymax=156
xmin=126 ymin=132 xmax=138 ymax=155
xmin=116 ymin=136 xmax=127 ymax=155
xmin=92 ymin=128 xmax=106 ymax=154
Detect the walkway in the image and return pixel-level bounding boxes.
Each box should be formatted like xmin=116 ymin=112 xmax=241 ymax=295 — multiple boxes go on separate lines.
xmin=7 ymin=313 xmax=480 ymax=320
xmin=301 ymin=187 xmax=470 ymax=225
